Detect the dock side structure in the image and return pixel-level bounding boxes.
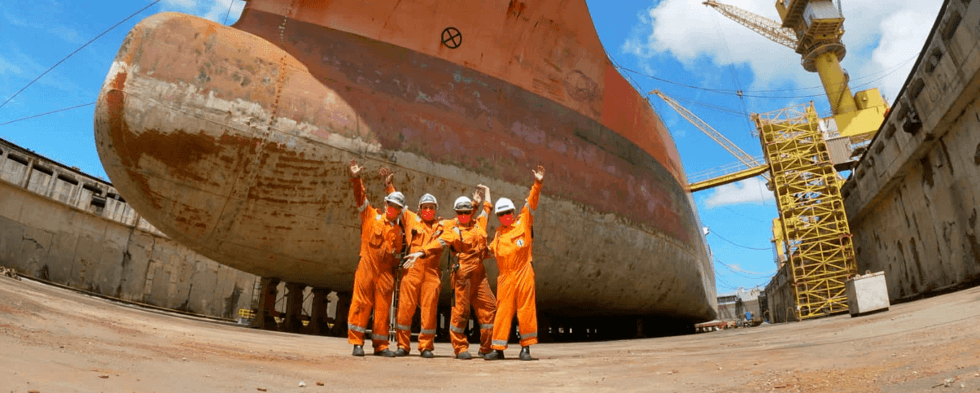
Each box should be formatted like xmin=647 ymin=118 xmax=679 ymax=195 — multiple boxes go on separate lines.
xmin=842 ymin=0 xmax=980 ymax=301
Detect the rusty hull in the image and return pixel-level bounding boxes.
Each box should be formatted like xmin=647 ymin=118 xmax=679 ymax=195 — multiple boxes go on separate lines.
xmin=94 ymin=5 xmax=715 ymax=321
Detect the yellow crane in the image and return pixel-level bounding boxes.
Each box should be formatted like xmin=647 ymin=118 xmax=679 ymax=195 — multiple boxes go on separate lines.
xmin=704 ymin=0 xmax=888 ymax=141
xmin=651 ymin=90 xmax=769 ymax=191
xmin=659 ymin=1 xmax=871 ymax=321
xmin=654 ymin=96 xmax=856 ymax=322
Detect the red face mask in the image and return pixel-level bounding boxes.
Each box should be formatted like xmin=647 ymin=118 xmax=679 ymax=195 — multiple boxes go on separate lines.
xmin=498 ymin=213 xmax=515 ymax=227
xmin=456 ymin=214 xmax=471 ymax=225
xmin=386 ymin=206 xmax=400 ymax=220
xmin=420 ymin=208 xmax=436 ymax=221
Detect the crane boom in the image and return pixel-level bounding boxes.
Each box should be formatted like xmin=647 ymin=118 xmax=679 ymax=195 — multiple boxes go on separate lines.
xmin=703 ymin=0 xmax=798 ymax=51
xmin=651 ymin=90 xmax=770 ymax=182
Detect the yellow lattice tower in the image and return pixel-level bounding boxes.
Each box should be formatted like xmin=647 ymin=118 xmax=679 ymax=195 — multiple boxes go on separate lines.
xmin=754 ymin=103 xmax=857 ymax=320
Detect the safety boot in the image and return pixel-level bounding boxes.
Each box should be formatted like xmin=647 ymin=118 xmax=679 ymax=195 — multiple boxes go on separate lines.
xmin=352 ymin=345 xmax=365 ymax=357
xmin=374 ymin=349 xmax=395 ymax=357
xmin=420 ymin=350 xmax=434 ymax=358
xmin=395 ymin=348 xmax=410 ymax=357
xmin=456 ymin=351 xmax=473 ymax=359
xmin=483 ymin=350 xmax=505 ymax=361
xmin=519 ymin=346 xmax=533 ymax=361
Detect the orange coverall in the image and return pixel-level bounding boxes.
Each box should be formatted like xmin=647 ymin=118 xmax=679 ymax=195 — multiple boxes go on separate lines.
xmin=489 ymin=179 xmax=542 ymax=350
xmin=420 ymin=201 xmax=497 ymax=355
xmin=348 ymin=177 xmax=403 ymax=352
xmin=386 ymin=185 xmax=444 ymax=354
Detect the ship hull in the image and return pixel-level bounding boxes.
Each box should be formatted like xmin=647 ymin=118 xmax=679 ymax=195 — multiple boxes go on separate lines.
xmin=95 ymin=12 xmax=715 ymax=320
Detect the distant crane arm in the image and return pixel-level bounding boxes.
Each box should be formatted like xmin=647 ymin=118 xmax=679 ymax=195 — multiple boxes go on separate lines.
xmin=651 ymin=90 xmax=765 ymax=171
xmin=702 ymin=0 xmax=798 ymax=51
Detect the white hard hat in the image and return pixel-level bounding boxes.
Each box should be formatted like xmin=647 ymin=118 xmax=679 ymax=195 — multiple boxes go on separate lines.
xmin=494 ymin=198 xmax=515 ymax=214
xmin=418 ymin=193 xmax=438 ymax=208
xmin=453 ymin=196 xmax=473 ymax=211
xmin=384 ymin=191 xmax=406 ymax=208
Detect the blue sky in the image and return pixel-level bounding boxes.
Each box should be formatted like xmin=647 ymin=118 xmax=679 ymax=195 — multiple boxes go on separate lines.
xmin=0 ymin=0 xmax=942 ymax=296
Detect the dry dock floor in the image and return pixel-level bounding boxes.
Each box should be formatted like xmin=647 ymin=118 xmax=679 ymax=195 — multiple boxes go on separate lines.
xmin=1 ymin=276 xmax=979 ymax=392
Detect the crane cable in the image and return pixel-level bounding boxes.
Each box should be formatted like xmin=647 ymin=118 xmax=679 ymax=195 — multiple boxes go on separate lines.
xmin=222 ymin=0 xmax=236 ymax=25
xmin=671 ymin=96 xmax=745 ymax=116
xmin=615 ymin=54 xmax=917 ymax=99
xmin=710 ymin=11 xmax=755 ymax=137
xmin=715 ymin=257 xmax=774 ymax=279
xmin=0 ymin=0 xmax=161 ymax=110
xmin=0 ymin=102 xmax=96 ymax=126
xmin=715 ymin=274 xmax=741 ymax=291
xmin=711 ymin=231 xmax=771 ymax=251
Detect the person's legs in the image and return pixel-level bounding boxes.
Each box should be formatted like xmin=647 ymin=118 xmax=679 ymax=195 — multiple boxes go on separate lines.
xmin=347 ymin=264 xmax=375 ymax=347
xmin=395 ymin=266 xmax=423 ymax=353
xmin=472 ymin=271 xmax=498 ymax=354
xmin=490 ymin=273 xmax=515 ymax=352
xmin=417 ymin=267 xmax=442 ymax=353
xmin=370 ymin=266 xmax=395 ymax=353
xmin=449 ymin=272 xmax=472 ymax=356
xmin=516 ymin=269 xmax=539 ymax=348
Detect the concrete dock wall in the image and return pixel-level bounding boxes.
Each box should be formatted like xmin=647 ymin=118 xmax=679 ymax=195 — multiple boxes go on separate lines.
xmin=0 ymin=139 xmax=258 ymax=320
xmin=843 ymin=0 xmax=980 ymax=301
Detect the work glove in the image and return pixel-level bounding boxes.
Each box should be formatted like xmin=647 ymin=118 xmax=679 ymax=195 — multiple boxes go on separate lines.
xmin=402 ymin=252 xmax=423 ymax=269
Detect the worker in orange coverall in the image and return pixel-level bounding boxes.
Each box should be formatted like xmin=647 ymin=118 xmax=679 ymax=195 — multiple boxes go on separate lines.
xmin=378 ymin=167 xmax=443 ymax=359
xmin=346 ymin=159 xmax=403 ymax=357
xmin=403 ymin=185 xmax=497 ymax=360
xmin=484 ymin=165 xmax=544 ymax=361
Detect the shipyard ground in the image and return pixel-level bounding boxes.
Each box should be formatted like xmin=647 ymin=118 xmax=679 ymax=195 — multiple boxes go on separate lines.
xmin=1 ymin=277 xmax=979 ymax=393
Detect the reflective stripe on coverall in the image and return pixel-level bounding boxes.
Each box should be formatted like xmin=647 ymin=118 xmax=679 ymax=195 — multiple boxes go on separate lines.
xmin=488 ymin=179 xmax=541 ymax=350
xmin=420 ymin=201 xmax=497 ymax=355
xmin=347 ymin=177 xmax=403 ymax=352
xmin=387 ymin=185 xmax=444 ymax=353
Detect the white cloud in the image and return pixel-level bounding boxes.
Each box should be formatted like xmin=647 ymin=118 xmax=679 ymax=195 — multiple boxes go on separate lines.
xmin=726 ymin=263 xmax=773 ymax=275
xmin=161 ymin=0 xmax=198 ymax=9
xmin=861 ymin=9 xmax=941 ymax=102
xmin=0 ymin=43 xmax=83 ymax=103
xmin=624 ymin=0 xmax=943 ymax=102
xmin=624 ymin=0 xmax=808 ymax=91
xmin=160 ymin=0 xmax=245 ymax=24
xmin=1 ymin=7 xmax=31 ymax=27
xmin=1 ymin=5 xmax=82 ymax=44
xmin=48 ymin=25 xmax=82 ymax=44
xmin=703 ymin=177 xmax=774 ymax=208
xmin=0 ymin=56 xmax=22 ymax=75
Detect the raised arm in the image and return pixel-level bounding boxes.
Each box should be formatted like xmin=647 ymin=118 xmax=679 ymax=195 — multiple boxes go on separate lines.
xmin=478 ymin=184 xmax=491 ymax=210
xmin=380 ymin=167 xmax=396 ymax=195
xmin=523 ymin=166 xmax=544 ymax=227
xmin=477 ymin=200 xmax=492 ymax=229
xmin=349 ymin=159 xmax=371 ymax=223
xmin=475 ymin=184 xmax=491 ymax=219
xmin=380 ymin=166 xmax=415 ymax=223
